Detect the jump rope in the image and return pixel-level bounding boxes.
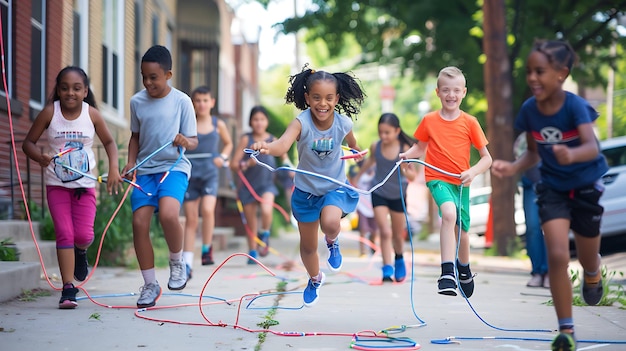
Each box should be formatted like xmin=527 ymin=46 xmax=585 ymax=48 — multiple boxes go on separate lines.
xmin=2 ymin=28 xmax=623 ymax=350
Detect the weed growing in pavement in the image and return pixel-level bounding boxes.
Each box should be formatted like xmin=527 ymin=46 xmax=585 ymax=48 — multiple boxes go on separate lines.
xmin=18 ymin=288 xmax=51 ymax=302
xmin=546 ymin=266 xmax=625 ymax=308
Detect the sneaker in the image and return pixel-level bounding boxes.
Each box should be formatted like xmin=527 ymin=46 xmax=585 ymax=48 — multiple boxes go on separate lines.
xmin=458 ymin=270 xmax=475 ymax=298
xmin=201 ymin=247 xmax=214 ymax=265
xmin=258 ymin=232 xmax=270 ymax=257
xmin=167 ymin=259 xmax=187 ymax=290
xmin=136 ymin=281 xmax=162 ymax=308
xmin=74 ymin=247 xmax=89 ymax=282
xmin=551 ymin=332 xmax=576 ymax=351
xmin=327 ymin=239 xmax=343 ymax=272
xmin=58 ymin=283 xmax=79 ymax=309
xmin=303 ymin=272 xmax=326 ymax=307
xmin=382 ymin=264 xmax=394 ymax=283
xmin=581 ymin=277 xmax=603 ymax=306
xmin=394 ymin=256 xmax=406 ymax=282
xmin=185 ymin=264 xmax=193 ymax=281
xmin=247 ymin=250 xmax=258 ymax=265
xmin=526 ymin=273 xmax=544 ymax=288
xmin=437 ymin=275 xmax=457 ymax=296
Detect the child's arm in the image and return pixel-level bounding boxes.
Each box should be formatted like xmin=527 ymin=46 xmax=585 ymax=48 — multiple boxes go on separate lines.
xmin=214 ymin=119 xmax=233 ymax=168
xmin=552 ymin=122 xmax=599 ymax=165
xmin=460 ymin=146 xmax=492 ymax=184
xmin=400 ymin=143 xmax=418 ymax=182
xmin=22 ymin=105 xmax=54 ymax=167
xmin=173 ymin=133 xmax=198 ymax=151
xmin=492 ymin=133 xmax=541 ymax=178
xmin=252 ymin=119 xmax=301 ymax=157
xmin=230 ymin=134 xmax=252 ymax=172
xmin=399 ymin=141 xmax=426 ymax=160
xmin=90 ymin=106 xmax=122 ymax=194
xmin=121 ymin=132 xmax=140 ymax=179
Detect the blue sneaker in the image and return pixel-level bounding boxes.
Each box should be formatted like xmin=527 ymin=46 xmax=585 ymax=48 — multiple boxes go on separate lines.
xmin=382 ymin=264 xmax=393 ymax=282
xmin=394 ymin=256 xmax=406 ymax=282
xmin=185 ymin=264 xmax=192 ymax=281
xmin=258 ymin=231 xmax=270 ymax=257
xmin=247 ymin=250 xmax=258 ymax=265
xmin=326 ymin=240 xmax=343 ymax=272
xmin=303 ymin=272 xmax=326 ymax=307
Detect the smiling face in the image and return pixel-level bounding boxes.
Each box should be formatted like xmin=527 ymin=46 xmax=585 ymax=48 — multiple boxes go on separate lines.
xmin=141 ymin=61 xmax=172 ymax=98
xmin=304 ymin=80 xmax=340 ymax=129
xmin=56 ymin=70 xmax=89 ymax=111
xmin=249 ymin=110 xmax=269 ymax=135
xmin=436 ymin=75 xmax=467 ymax=113
xmin=525 ymin=50 xmax=567 ymax=103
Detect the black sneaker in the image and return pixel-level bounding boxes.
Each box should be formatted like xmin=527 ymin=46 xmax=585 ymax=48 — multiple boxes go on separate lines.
xmin=458 ymin=270 xmax=475 ymax=298
xmin=437 ymin=275 xmax=457 ymax=296
xmin=551 ymin=332 xmax=576 ymax=351
xmin=201 ymin=247 xmax=214 ymax=265
xmin=59 ymin=283 xmax=79 ymax=309
xmin=581 ymin=278 xmax=603 ymax=306
xmin=74 ymin=247 xmax=89 ymax=282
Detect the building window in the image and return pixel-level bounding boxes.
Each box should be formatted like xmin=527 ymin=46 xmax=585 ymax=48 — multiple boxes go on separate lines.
xmin=134 ymin=0 xmax=143 ymax=92
xmin=0 ymin=0 xmax=12 ymax=97
xmin=152 ymin=14 xmax=159 ymax=45
xmin=101 ymin=0 xmax=122 ymax=111
xmin=72 ymin=0 xmax=88 ymax=68
xmin=30 ymin=0 xmax=46 ymax=113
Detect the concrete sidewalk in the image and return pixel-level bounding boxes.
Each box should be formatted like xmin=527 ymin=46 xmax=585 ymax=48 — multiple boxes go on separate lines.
xmin=1 ymin=230 xmax=625 ymax=351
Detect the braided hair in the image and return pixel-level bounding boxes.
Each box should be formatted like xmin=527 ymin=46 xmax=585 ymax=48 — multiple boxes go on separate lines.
xmin=285 ymin=64 xmax=366 ymax=119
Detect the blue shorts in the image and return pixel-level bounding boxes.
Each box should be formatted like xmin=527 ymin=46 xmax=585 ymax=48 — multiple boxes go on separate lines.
xmin=185 ymin=176 xmax=218 ymax=201
xmin=291 ymin=186 xmax=359 ymax=223
xmin=131 ymin=171 xmax=189 ymax=212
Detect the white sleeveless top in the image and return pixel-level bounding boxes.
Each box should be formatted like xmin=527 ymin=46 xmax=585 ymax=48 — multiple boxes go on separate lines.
xmin=45 ymin=101 xmax=96 ymax=188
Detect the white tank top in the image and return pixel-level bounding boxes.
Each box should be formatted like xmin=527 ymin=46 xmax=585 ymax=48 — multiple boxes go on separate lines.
xmin=45 ymin=101 xmax=96 ymax=188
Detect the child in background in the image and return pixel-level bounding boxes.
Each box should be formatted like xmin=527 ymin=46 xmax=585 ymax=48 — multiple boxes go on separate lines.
xmin=230 ymin=106 xmax=281 ymax=262
xmin=121 ymin=45 xmax=198 ymax=308
xmin=492 ymin=39 xmax=607 ymax=351
xmin=183 ymin=86 xmax=232 ymax=276
xmin=251 ymin=66 xmax=366 ymax=307
xmin=400 ymin=66 xmax=492 ymax=298
xmin=349 ymin=163 xmax=378 ymax=257
xmin=354 ymin=113 xmax=416 ymax=283
xmin=22 ymin=66 xmax=122 ymax=309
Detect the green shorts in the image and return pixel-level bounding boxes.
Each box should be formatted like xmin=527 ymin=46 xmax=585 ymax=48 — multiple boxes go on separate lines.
xmin=427 ymin=180 xmax=470 ymax=232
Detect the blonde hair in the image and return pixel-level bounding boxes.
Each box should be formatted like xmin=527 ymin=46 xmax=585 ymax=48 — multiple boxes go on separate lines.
xmin=437 ymin=66 xmax=466 ymax=87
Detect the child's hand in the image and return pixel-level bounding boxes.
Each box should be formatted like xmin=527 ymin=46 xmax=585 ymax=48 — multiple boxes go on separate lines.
xmin=106 ymin=170 xmax=123 ymax=195
xmin=173 ymin=134 xmax=190 ymax=149
xmin=38 ymin=154 xmax=53 ymax=168
xmin=213 ymin=156 xmax=226 ymax=168
xmin=552 ymin=144 xmax=573 ymax=165
xmin=459 ymin=169 xmax=475 ymax=185
xmin=251 ymin=141 xmax=269 ymax=154
xmin=121 ymin=164 xmax=135 ymax=180
xmin=491 ymin=160 xmax=514 ymax=178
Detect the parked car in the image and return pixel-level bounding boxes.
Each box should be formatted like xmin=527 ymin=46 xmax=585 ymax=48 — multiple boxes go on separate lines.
xmin=468 ymin=186 xmax=526 ymax=236
xmin=599 ymin=136 xmax=626 ymax=238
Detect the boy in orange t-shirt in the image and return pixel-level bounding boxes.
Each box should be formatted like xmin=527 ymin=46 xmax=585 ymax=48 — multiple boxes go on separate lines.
xmin=400 ymin=66 xmax=492 ymax=298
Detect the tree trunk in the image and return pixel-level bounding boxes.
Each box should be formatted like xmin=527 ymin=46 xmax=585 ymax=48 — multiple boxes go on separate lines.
xmin=482 ymin=0 xmax=517 ymax=256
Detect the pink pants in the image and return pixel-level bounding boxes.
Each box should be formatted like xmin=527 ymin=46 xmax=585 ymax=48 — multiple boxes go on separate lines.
xmin=46 ymin=186 xmax=96 ymax=249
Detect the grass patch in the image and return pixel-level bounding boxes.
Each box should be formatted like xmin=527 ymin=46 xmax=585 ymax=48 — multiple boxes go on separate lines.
xmin=546 ymin=266 xmax=626 ymax=308
xmin=18 ymin=288 xmax=51 ymax=302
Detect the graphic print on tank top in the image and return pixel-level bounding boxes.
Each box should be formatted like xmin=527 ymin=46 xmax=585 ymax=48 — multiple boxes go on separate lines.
xmin=311 ymin=137 xmax=334 ymax=160
xmin=54 ymin=140 xmax=90 ymax=183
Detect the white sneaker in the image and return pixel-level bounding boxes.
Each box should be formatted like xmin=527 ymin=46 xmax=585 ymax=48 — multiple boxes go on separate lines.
xmin=168 ymin=259 xmax=187 ymax=290
xmin=526 ymin=274 xmax=544 ymax=288
xmin=137 ymin=281 xmax=161 ymax=308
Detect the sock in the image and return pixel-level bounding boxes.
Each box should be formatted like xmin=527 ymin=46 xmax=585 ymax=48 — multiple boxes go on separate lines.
xmin=311 ymin=272 xmax=323 ymax=282
xmin=584 ymin=270 xmax=601 ymax=284
xmin=260 ymin=229 xmax=270 ymax=236
xmin=63 ymin=283 xmax=74 ymax=290
xmin=141 ymin=268 xmax=157 ymax=285
xmin=395 ymin=253 xmax=403 ymax=261
xmin=558 ymin=318 xmax=574 ymax=333
xmin=457 ymin=260 xmax=471 ymax=275
xmin=182 ymin=251 xmax=194 ymax=267
xmin=201 ymin=244 xmax=210 ymax=254
xmin=325 ymin=235 xmax=338 ymax=245
xmin=441 ymin=261 xmax=455 ymax=276
xmin=169 ymin=250 xmax=183 ymax=261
